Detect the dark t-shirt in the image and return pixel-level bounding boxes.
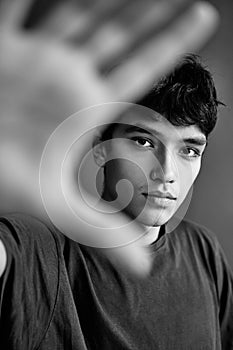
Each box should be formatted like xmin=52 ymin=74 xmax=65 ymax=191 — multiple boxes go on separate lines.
xmin=0 ymin=214 xmax=232 ymax=350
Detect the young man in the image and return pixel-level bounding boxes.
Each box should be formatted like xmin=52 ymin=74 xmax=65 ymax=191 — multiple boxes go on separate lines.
xmin=0 ymin=55 xmax=232 ymax=349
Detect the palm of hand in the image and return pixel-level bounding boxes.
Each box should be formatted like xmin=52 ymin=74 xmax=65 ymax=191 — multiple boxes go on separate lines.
xmin=0 ymin=0 xmax=219 ymax=274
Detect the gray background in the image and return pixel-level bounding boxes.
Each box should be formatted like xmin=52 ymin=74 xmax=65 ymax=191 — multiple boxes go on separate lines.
xmin=187 ymin=0 xmax=233 ymax=269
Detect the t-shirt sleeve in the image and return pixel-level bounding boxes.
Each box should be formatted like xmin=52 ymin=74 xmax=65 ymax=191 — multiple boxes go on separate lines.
xmin=214 ymin=239 xmax=233 ymax=349
xmin=0 ymin=214 xmax=60 ymax=349
xmin=199 ymin=225 xmax=233 ymax=349
xmin=185 ymin=221 xmax=233 ymax=349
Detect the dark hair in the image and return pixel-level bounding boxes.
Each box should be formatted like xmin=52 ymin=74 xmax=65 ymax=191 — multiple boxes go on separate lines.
xmin=101 ymin=54 xmax=223 ymax=140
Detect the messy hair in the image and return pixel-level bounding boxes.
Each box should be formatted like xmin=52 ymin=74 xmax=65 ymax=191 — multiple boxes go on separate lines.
xmin=101 ymin=54 xmax=223 ymax=140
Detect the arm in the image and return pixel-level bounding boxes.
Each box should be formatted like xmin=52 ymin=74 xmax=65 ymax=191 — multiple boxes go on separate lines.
xmin=0 ymin=240 xmax=6 ymax=278
xmin=0 ymin=0 xmax=219 ymax=275
xmin=0 ymin=0 xmax=219 ymax=214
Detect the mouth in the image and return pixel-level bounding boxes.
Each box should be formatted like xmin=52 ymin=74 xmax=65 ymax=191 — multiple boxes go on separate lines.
xmin=143 ymin=191 xmax=176 ymax=200
xmin=142 ymin=191 xmax=177 ymax=205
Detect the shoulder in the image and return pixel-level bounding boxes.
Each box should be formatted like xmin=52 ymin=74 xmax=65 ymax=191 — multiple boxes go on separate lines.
xmin=0 ymin=214 xmax=66 ymax=346
xmin=171 ymin=218 xmax=219 ymax=249
xmin=170 ymin=218 xmax=233 ymax=277
xmin=0 ymin=212 xmax=64 ymax=246
xmin=168 ymin=218 xmax=226 ymax=268
xmin=0 ymin=213 xmax=66 ymax=277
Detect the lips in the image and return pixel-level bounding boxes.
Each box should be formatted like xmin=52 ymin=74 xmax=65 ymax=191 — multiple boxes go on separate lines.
xmin=143 ymin=191 xmax=177 ymax=200
xmin=142 ymin=191 xmax=177 ymax=208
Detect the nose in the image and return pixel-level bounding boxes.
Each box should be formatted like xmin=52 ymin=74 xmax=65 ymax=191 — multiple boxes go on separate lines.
xmin=149 ymin=146 xmax=176 ymax=184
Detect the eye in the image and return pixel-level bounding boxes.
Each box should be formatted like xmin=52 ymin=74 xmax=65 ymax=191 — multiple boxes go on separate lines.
xmin=180 ymin=147 xmax=201 ymax=159
xmin=131 ymin=136 xmax=154 ymax=148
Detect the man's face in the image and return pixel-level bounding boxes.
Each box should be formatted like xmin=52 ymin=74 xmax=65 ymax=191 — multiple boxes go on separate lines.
xmin=95 ymin=109 xmax=207 ymax=228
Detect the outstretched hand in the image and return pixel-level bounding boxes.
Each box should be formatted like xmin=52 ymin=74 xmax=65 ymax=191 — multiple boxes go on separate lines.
xmin=0 ymin=0 xmax=219 ymax=275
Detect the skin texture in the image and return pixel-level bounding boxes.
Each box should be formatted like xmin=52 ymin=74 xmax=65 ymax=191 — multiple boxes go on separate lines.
xmin=94 ymin=110 xmax=207 ymax=233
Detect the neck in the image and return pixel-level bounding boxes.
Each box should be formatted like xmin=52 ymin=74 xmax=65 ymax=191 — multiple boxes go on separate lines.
xmin=138 ymin=225 xmax=161 ymax=246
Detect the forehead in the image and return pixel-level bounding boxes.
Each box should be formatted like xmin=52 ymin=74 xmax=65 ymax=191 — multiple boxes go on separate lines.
xmin=113 ymin=105 xmax=206 ymax=143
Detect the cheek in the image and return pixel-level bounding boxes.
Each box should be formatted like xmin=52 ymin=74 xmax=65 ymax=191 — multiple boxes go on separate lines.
xmin=105 ymin=158 xmax=148 ymax=189
xmin=178 ymin=163 xmax=201 ymax=198
xmin=106 ymin=141 xmax=152 ymax=181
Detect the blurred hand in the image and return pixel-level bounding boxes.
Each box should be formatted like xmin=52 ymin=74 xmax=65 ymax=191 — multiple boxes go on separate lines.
xmin=0 ymin=0 xmax=219 ymax=275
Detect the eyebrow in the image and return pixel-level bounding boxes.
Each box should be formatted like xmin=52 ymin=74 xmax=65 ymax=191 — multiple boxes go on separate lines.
xmin=123 ymin=124 xmax=160 ymax=136
xmin=122 ymin=124 xmax=207 ymax=146
xmin=182 ymin=137 xmax=207 ymax=146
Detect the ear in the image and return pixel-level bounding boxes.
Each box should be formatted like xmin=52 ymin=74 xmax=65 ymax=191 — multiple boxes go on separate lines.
xmin=92 ymin=136 xmax=107 ymax=168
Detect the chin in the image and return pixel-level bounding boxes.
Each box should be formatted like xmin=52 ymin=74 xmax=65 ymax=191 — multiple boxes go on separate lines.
xmin=138 ymin=217 xmax=167 ymax=228
xmin=123 ymin=202 xmax=176 ymax=227
xmin=133 ymin=208 xmax=176 ymax=228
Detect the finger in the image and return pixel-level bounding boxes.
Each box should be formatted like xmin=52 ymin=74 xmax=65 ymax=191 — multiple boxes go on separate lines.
xmin=82 ymin=0 xmax=194 ymax=72
xmin=22 ymin=0 xmax=63 ymax=30
xmin=64 ymin=0 xmax=133 ymax=44
xmin=0 ymin=0 xmax=32 ymax=31
xmin=107 ymin=1 xmax=219 ymax=101
xmin=63 ymin=0 xmax=193 ymax=58
xmin=24 ymin=1 xmax=80 ymax=37
xmin=24 ymin=0 xmax=130 ymax=40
